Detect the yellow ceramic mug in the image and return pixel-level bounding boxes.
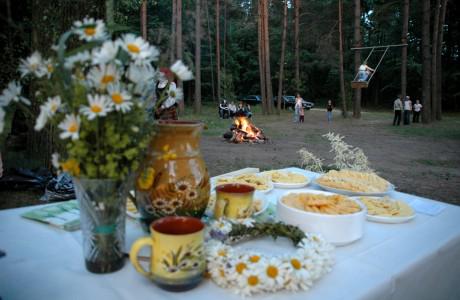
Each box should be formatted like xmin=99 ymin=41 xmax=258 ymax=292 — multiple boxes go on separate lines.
xmin=214 ymin=183 xmax=255 ymax=219
xmin=130 ymin=216 xmax=205 ymax=291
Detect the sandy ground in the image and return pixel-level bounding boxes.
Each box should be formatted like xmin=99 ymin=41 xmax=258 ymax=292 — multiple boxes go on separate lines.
xmin=201 ymin=109 xmax=460 ymax=206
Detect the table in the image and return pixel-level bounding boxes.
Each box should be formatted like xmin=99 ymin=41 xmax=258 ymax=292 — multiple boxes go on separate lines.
xmin=1 ymin=168 xmax=460 ymax=300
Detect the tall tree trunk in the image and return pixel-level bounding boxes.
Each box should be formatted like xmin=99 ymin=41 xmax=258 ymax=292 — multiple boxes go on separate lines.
xmin=176 ymin=0 xmax=184 ymax=111
xmin=216 ymin=0 xmax=221 ymax=102
xmin=170 ymin=0 xmax=176 ymax=63
xmin=294 ymin=0 xmax=300 ymax=91
xmin=194 ymin=0 xmax=202 ymax=114
xmin=421 ymin=0 xmax=431 ymax=123
xmin=106 ymin=0 xmax=114 ymax=28
xmin=401 ymin=0 xmax=409 ymax=102
xmin=263 ymin=0 xmax=273 ymax=114
xmin=277 ymin=0 xmax=288 ymax=115
xmin=140 ymin=0 xmax=147 ymax=40
xmin=205 ymin=0 xmax=216 ymax=102
xmin=258 ymin=0 xmax=267 ymax=114
xmin=353 ymin=0 xmax=361 ymax=118
xmin=431 ymin=0 xmax=441 ymax=121
xmin=338 ymin=0 xmax=347 ymax=118
xmin=436 ymin=0 xmax=448 ymax=120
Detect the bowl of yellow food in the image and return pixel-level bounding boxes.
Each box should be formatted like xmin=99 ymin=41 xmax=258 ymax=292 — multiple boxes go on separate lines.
xmin=358 ymin=196 xmax=415 ymax=223
xmin=277 ymin=189 xmax=366 ymax=246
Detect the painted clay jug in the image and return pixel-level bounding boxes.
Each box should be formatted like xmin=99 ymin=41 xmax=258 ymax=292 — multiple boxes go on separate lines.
xmin=135 ymin=120 xmax=210 ymax=229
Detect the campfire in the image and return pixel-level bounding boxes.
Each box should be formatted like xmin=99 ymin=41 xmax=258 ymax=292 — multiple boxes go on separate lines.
xmin=223 ymin=116 xmax=268 ymax=143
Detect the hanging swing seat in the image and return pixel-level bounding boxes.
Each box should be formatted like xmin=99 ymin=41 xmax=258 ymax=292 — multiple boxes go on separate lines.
xmin=351 ymin=80 xmax=370 ymax=89
xmin=349 ymin=44 xmax=407 ymax=89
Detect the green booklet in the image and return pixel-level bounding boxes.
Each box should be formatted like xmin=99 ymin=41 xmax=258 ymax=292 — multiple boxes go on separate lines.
xmin=21 ymin=200 xmax=80 ymax=231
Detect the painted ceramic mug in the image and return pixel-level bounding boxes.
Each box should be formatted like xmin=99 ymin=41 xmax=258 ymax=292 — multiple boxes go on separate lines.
xmin=214 ymin=183 xmax=255 ymax=219
xmin=130 ymin=216 xmax=205 ymax=291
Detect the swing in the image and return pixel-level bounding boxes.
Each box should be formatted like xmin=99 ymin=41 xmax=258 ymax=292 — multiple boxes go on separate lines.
xmin=351 ymin=46 xmax=389 ymax=89
xmin=350 ymin=44 xmax=407 ymax=89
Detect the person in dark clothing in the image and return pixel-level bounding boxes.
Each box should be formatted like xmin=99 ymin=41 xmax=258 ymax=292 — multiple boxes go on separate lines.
xmin=326 ymin=100 xmax=334 ymax=122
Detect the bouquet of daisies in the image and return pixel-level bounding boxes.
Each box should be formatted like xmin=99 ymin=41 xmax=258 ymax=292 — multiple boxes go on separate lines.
xmin=0 ymin=18 xmax=193 ymax=180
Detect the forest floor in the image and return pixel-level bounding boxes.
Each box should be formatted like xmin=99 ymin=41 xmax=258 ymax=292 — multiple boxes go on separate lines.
xmin=197 ymin=107 xmax=460 ymax=206
xmin=1 ymin=105 xmax=460 ymax=209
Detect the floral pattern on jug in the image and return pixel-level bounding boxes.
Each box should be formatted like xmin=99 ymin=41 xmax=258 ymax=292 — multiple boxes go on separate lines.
xmin=135 ymin=120 xmax=210 ymax=229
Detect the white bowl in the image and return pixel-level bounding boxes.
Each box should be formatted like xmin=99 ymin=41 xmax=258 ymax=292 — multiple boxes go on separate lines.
xmin=277 ymin=189 xmax=366 ymax=246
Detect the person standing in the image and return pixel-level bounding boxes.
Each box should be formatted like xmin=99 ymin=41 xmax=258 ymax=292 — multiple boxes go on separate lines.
xmin=403 ymin=96 xmax=412 ymax=125
xmin=299 ymin=103 xmax=305 ymax=123
xmin=413 ymin=99 xmax=423 ymax=123
xmin=294 ymin=93 xmax=302 ymax=123
xmin=326 ymin=100 xmax=333 ymax=122
xmin=393 ymin=95 xmax=403 ymax=126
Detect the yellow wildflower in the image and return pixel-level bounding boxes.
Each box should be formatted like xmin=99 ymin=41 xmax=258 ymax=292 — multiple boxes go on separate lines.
xmin=61 ymin=159 xmax=81 ymax=176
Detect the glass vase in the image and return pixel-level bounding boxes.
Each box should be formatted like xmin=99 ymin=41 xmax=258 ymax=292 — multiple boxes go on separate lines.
xmin=73 ymin=178 xmax=127 ymax=273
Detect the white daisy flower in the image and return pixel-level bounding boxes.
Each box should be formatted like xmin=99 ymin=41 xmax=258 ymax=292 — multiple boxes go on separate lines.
xmin=58 ymin=114 xmax=81 ymax=140
xmin=18 ymin=51 xmax=47 ymax=78
xmin=107 ymin=83 xmax=133 ymax=113
xmin=34 ymin=96 xmax=62 ymax=131
xmin=0 ymin=107 xmax=5 ymax=133
xmin=64 ymin=51 xmax=91 ymax=69
xmin=73 ymin=18 xmax=107 ymax=42
xmin=237 ymin=270 xmax=264 ymax=296
xmin=92 ymin=40 xmax=119 ymax=65
xmin=0 ymin=81 xmax=30 ymax=106
xmin=45 ymin=96 xmax=62 ymax=115
xmin=87 ymin=63 xmax=119 ymax=90
xmin=127 ymin=63 xmax=155 ymax=97
xmin=80 ymin=94 xmax=112 ymax=120
xmin=157 ymin=71 xmax=169 ymax=89
xmin=43 ymin=58 xmax=55 ymax=78
xmin=34 ymin=109 xmax=48 ymax=131
xmin=127 ymin=63 xmax=155 ymax=84
xmin=260 ymin=258 xmax=286 ymax=289
xmin=161 ymin=82 xmax=183 ymax=109
xmin=119 ymin=34 xmax=159 ymax=64
xmin=170 ymin=60 xmax=193 ymax=81
xmin=51 ymin=153 xmax=60 ymax=169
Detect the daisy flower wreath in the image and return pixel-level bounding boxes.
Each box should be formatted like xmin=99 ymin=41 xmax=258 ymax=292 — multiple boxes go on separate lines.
xmin=205 ymin=219 xmax=334 ymax=296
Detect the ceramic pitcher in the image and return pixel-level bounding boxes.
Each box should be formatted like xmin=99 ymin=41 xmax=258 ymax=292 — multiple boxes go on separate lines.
xmin=135 ymin=120 xmax=210 ymax=230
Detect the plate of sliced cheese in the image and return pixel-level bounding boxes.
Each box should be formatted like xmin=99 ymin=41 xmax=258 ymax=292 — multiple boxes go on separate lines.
xmin=358 ymin=196 xmax=415 ymax=223
xmin=315 ymin=169 xmax=394 ymax=196
xmin=262 ymin=170 xmax=310 ymax=189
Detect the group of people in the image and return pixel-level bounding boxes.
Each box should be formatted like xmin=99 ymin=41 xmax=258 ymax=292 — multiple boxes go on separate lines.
xmin=293 ymin=94 xmax=305 ymax=123
xmin=393 ymin=95 xmax=423 ymax=126
xmin=219 ymin=100 xmax=252 ymax=119
xmin=293 ymin=94 xmax=334 ymax=123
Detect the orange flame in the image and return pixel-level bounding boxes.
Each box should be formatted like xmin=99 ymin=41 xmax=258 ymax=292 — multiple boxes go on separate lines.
xmin=234 ymin=116 xmax=257 ymax=138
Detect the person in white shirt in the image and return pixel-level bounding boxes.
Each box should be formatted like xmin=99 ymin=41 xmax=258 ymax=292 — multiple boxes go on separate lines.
xmin=403 ymin=95 xmax=412 ymax=125
xmin=393 ymin=95 xmax=403 ymax=126
xmin=412 ymin=99 xmax=423 ymax=123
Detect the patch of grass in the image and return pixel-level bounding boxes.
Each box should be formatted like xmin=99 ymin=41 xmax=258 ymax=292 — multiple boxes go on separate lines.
xmin=387 ymin=115 xmax=460 ymax=139
xmin=181 ymin=104 xmax=233 ymax=136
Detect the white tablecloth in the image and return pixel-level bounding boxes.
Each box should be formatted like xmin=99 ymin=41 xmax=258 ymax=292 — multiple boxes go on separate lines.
xmin=1 ymin=168 xmax=460 ymax=300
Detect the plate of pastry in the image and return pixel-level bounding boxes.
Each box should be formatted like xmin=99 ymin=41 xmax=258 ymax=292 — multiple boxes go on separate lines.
xmin=262 ymin=170 xmax=310 ymax=189
xmin=357 ymin=196 xmax=415 ymax=223
xmin=315 ymin=169 xmax=394 ymax=196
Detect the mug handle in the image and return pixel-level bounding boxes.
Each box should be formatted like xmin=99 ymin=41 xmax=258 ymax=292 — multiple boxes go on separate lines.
xmin=130 ymin=237 xmax=153 ymax=277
